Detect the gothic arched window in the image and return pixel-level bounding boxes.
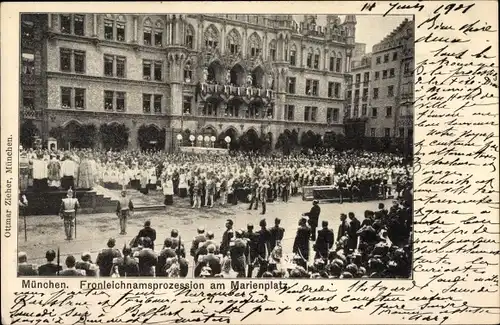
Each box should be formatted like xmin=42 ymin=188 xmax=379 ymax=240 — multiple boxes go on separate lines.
xmin=143 ymin=18 xmax=153 ymax=45
xmin=204 ymin=24 xmax=219 ymax=50
xmin=248 ymin=32 xmax=261 ymax=58
xmin=154 ymin=20 xmax=164 ymax=46
xmin=227 ymin=29 xmax=241 ymax=55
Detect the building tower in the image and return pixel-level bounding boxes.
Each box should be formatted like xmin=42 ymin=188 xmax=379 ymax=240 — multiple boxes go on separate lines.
xmin=165 ymin=14 xmax=188 ymax=151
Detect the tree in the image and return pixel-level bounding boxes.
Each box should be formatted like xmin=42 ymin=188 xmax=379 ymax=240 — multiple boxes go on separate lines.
xmin=20 ymin=120 xmax=39 ymax=148
xmin=80 ymin=124 xmax=97 ymax=148
xmin=275 ymin=133 xmax=292 ymax=155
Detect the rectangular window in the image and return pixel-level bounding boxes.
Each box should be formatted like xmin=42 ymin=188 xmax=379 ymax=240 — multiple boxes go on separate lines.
xmin=382 ymin=70 xmax=388 ymax=79
xmin=143 ymin=94 xmax=151 ymax=113
xmin=305 ymin=79 xmax=311 ymax=95
xmin=116 ymin=92 xmax=126 ymax=111
xmin=371 ymin=128 xmax=376 ymax=137
xmin=22 ymin=90 xmax=34 ymax=110
xmin=104 ymin=91 xmax=114 ymax=111
xmin=313 ymin=54 xmax=320 ymax=69
xmin=144 ymin=27 xmax=152 ymax=45
xmin=304 ymin=106 xmax=310 ymax=121
xmin=404 ymin=61 xmax=412 ymax=74
xmin=104 ymin=20 xmax=114 ymax=40
xmin=116 ymin=57 xmax=126 ymax=78
xmin=384 ymin=128 xmax=391 ymax=137
xmin=117 ymin=22 xmax=126 ymax=41
xmin=154 ymin=62 xmax=162 ymax=81
xmin=60 ymin=49 xmax=71 ymax=72
xmin=287 ymin=77 xmax=296 ymax=94
xmin=329 ymin=57 xmax=334 ymax=71
xmin=388 ymin=85 xmax=394 ymax=97
xmin=183 ymin=96 xmax=192 ymax=114
xmin=143 ymin=61 xmax=152 ymax=80
xmin=307 ymin=53 xmax=312 ymax=68
xmin=362 ymin=104 xmax=367 ymax=116
xmin=389 ymin=68 xmax=395 ymax=78
xmin=355 ymin=74 xmax=361 ymax=84
xmin=333 ymin=108 xmax=339 ymax=122
xmin=347 ymin=90 xmax=352 ymax=99
xmin=386 ymin=106 xmax=392 ymax=117
xmin=393 ymin=52 xmax=398 ymax=61
xmin=74 ymin=88 xmax=85 ymax=109
xmin=399 ymin=128 xmax=405 ymax=138
xmin=354 ymin=89 xmax=360 ymax=99
xmin=362 ymin=88 xmax=368 ymax=100
xmin=373 ymin=88 xmax=379 ymax=99
xmin=285 ymin=104 xmax=295 ymax=121
xmin=363 ymin=72 xmax=369 ymax=82
xmin=289 ymin=50 xmax=296 ymax=66
xmin=328 ymin=82 xmax=334 ymax=98
xmin=353 ymin=104 xmax=359 ymax=117
xmin=21 ymin=21 xmax=34 ymax=39
xmin=61 ymin=87 xmax=72 ymax=108
xmin=74 ymin=14 xmax=85 ymax=36
xmin=310 ymin=107 xmax=317 ymax=122
xmin=312 ymin=80 xmax=319 ymax=96
xmin=372 ymin=107 xmax=378 ymax=118
xmin=376 ymin=56 xmax=381 ymax=64
xmin=154 ymin=95 xmax=162 ymax=113
xmin=154 ymin=30 xmax=163 ymax=47
xmin=104 ymin=56 xmax=114 ymax=76
xmin=336 ymin=58 xmax=341 ymax=72
xmin=334 ymin=83 xmax=340 ymax=98
xmin=60 ymin=15 xmax=71 ymax=34
xmin=384 ymin=54 xmax=389 ymax=63
xmin=74 ymin=51 xmax=85 ymax=73
xmin=375 ymin=71 xmax=380 ymax=80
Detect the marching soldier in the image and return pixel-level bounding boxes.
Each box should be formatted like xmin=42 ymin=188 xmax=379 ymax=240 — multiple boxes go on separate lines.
xmin=116 ymin=190 xmax=134 ymax=235
xmin=60 ymin=188 xmax=80 ymax=241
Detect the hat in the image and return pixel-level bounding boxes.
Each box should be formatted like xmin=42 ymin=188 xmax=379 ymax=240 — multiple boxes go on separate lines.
xmin=313 ymin=200 xmax=319 ymax=204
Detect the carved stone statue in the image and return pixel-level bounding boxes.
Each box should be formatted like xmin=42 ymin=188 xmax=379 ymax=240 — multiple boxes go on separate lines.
xmin=246 ymin=73 xmax=253 ymax=86
xmin=226 ymin=69 xmax=231 ymax=84
xmin=267 ymin=74 xmax=273 ymax=88
xmin=202 ymin=67 xmax=208 ymax=83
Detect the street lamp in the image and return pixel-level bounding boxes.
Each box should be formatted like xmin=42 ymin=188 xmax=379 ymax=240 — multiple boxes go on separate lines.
xmin=189 ymin=134 xmax=195 ymax=147
xmin=210 ymin=136 xmax=216 ymax=148
xmin=176 ymin=134 xmax=183 ymax=147
xmin=224 ymin=136 xmax=231 ymax=150
xmin=197 ymin=135 xmax=203 ymax=147
xmin=204 ymin=135 xmax=210 ymax=147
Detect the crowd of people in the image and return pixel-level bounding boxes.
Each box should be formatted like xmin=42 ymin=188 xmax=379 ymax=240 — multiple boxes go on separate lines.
xmin=18 ymin=198 xmax=412 ymax=278
xmin=20 ymin=147 xmax=412 ymax=210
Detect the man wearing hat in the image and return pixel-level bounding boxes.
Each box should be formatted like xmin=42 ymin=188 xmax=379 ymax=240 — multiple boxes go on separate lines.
xmin=60 ymin=188 xmax=80 ymax=240
xmin=220 ymin=219 xmax=235 ymax=256
xmin=293 ymin=217 xmax=311 ymax=268
xmin=314 ymin=221 xmax=334 ymax=260
xmin=190 ymin=226 xmax=207 ymax=258
xmin=230 ymin=230 xmax=248 ymax=277
xmin=116 ymin=190 xmax=134 ymax=235
xmin=303 ymin=199 xmax=321 ymax=241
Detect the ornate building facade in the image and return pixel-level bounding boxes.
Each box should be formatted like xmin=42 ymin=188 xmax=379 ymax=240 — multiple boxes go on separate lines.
xmin=20 ymin=14 xmax=356 ymax=151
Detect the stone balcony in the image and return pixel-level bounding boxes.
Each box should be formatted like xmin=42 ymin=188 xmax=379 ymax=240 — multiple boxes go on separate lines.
xmin=21 ymin=108 xmax=42 ymax=120
xmin=200 ymin=83 xmax=275 ymax=102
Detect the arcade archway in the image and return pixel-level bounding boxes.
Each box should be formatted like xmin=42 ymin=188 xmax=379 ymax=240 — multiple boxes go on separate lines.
xmin=138 ymin=124 xmax=166 ymax=151
xmin=239 ymin=128 xmax=260 ymax=152
xmin=251 ymin=66 xmax=265 ymax=87
xmin=230 ymin=64 xmax=246 ymax=86
xmin=207 ymin=60 xmax=225 ymax=84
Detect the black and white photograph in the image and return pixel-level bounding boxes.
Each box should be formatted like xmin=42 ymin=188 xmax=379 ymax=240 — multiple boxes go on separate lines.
xmin=17 ymin=12 xmax=414 ymax=279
